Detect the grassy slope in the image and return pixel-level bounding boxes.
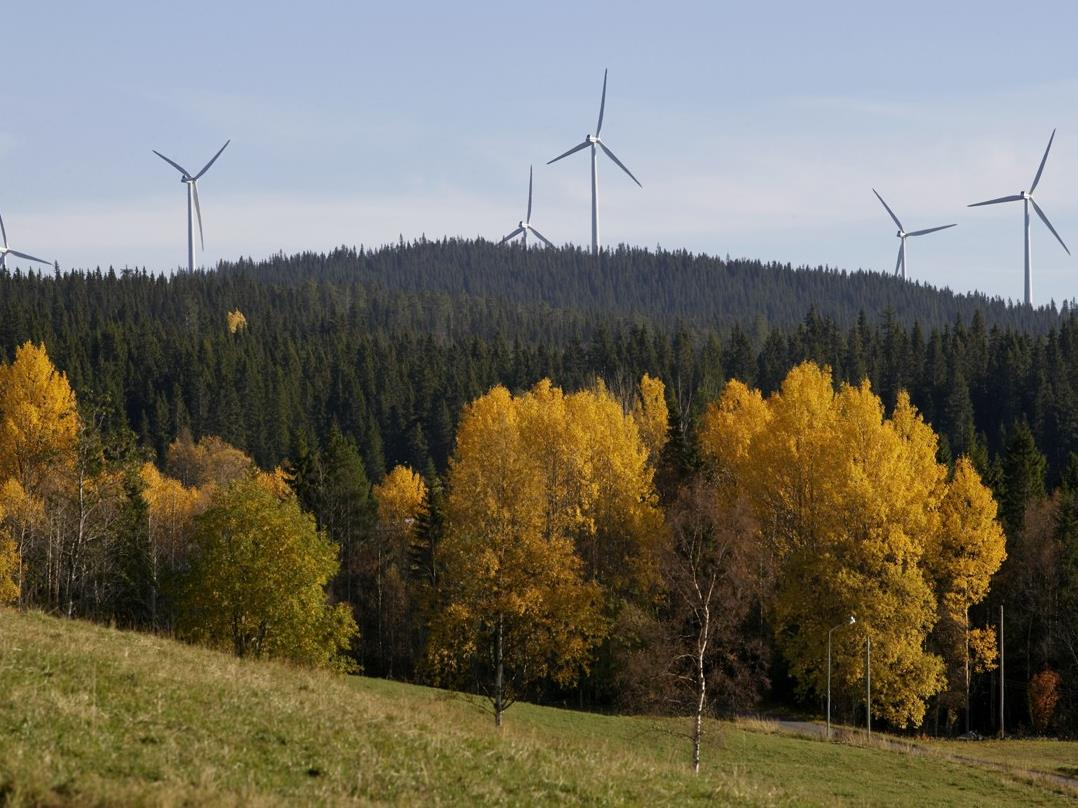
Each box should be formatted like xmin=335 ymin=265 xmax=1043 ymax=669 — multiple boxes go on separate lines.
xmin=927 ymin=738 xmax=1078 ymax=778
xmin=0 ymin=609 xmax=1073 ymax=807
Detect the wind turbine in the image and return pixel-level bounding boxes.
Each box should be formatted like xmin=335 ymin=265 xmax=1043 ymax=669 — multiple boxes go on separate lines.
xmin=499 ymin=166 xmax=554 ymax=249
xmin=548 ymin=68 xmax=641 ymax=256
xmin=153 ymin=140 xmax=230 ymax=272
xmin=872 ymin=189 xmax=956 ymax=280
xmin=0 ymin=209 xmax=50 ymax=269
xmin=968 ymin=129 xmax=1070 ymax=306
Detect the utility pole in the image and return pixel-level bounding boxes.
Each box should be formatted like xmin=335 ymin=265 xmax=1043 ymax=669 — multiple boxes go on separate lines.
xmin=827 ymin=616 xmax=856 ymax=740
xmin=999 ymin=605 xmax=1005 ymax=739
xmin=866 ymin=635 xmax=872 ymax=739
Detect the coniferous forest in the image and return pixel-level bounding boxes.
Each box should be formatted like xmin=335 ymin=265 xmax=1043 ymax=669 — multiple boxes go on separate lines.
xmin=3 ymin=240 xmax=1078 ymax=737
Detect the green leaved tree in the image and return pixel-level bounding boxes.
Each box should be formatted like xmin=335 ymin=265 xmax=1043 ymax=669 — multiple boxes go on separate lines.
xmin=176 ymin=475 xmax=356 ymax=669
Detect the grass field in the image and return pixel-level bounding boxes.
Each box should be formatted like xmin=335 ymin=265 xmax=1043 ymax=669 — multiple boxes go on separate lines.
xmin=0 ymin=608 xmax=1075 ymax=806
xmin=927 ymin=737 xmax=1078 ymax=779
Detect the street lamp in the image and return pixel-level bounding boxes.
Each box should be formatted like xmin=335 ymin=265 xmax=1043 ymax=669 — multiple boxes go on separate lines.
xmin=827 ymin=615 xmax=856 ymax=740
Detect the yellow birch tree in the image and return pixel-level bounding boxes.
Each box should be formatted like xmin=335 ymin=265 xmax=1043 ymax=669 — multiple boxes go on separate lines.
xmin=698 ymin=362 xmax=1004 ymax=728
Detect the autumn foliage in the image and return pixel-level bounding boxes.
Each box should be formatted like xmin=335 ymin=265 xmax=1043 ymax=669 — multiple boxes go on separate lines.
xmin=175 ymin=476 xmax=356 ymax=669
xmin=699 ymin=362 xmax=1005 ymax=727
xmin=1028 ymin=668 xmax=1063 ymax=734
xmin=0 ymin=342 xmax=354 ymax=669
xmin=1 ymin=340 xmax=1016 ymax=738
xmin=427 ymin=378 xmax=665 ymax=723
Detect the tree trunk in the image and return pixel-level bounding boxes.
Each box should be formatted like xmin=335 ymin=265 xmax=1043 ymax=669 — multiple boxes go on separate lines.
xmin=495 ymin=614 xmax=504 ymax=728
xmin=233 ymin=612 xmax=245 ymax=657
xmin=694 ymin=608 xmax=709 ymax=774
xmin=964 ymin=609 xmax=971 ymax=734
xmin=376 ymin=541 xmax=385 ymax=674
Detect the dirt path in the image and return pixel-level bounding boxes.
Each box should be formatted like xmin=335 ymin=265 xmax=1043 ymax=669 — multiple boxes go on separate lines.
xmin=764 ymin=717 xmax=1078 ymax=797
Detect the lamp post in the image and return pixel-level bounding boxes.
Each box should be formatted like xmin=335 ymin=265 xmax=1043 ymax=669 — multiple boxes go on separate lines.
xmin=827 ymin=615 xmax=856 ymax=740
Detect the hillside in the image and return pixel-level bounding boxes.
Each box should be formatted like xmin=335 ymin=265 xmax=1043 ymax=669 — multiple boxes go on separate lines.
xmin=0 ymin=608 xmax=1072 ymax=806
xmin=217 ymin=240 xmax=1068 ymax=333
xmin=6 ymin=244 xmax=1078 ymax=484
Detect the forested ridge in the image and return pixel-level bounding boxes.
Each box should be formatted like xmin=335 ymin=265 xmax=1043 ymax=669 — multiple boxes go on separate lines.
xmin=2 ymin=240 xmax=1078 ymax=739
xmin=219 ymin=240 xmax=1071 ymax=333
xmin=2 ymin=242 xmax=1078 ymax=482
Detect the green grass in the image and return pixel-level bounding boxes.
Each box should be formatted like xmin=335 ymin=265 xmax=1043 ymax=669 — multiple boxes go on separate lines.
xmin=927 ymin=737 xmax=1078 ymax=779
xmin=0 ymin=608 xmax=1074 ymax=806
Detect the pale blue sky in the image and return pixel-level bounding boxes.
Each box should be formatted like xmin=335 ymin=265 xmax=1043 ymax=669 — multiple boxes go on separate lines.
xmin=5 ymin=0 xmax=1078 ymax=305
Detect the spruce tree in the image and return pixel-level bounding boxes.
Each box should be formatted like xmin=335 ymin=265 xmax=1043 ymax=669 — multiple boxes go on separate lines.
xmin=999 ymin=421 xmax=1047 ymax=539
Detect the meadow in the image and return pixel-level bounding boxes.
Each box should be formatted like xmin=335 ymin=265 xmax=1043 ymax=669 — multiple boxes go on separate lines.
xmin=1 ymin=608 xmax=1074 ymax=806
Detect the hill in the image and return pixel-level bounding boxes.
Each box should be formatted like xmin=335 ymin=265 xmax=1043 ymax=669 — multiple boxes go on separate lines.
xmin=0 ymin=607 xmax=1073 ymax=806
xmin=5 ymin=241 xmax=1078 ymax=485
xmin=219 ymin=240 xmax=1069 ymax=334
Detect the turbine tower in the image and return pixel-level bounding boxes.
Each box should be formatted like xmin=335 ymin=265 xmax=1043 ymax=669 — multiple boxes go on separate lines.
xmin=0 ymin=209 xmax=50 ymax=269
xmin=548 ymin=69 xmax=641 ymax=256
xmin=499 ymin=166 xmax=554 ymax=249
xmin=153 ymin=140 xmax=230 ymax=272
xmin=969 ymin=129 xmax=1070 ymax=306
xmin=871 ymin=189 xmax=956 ymax=280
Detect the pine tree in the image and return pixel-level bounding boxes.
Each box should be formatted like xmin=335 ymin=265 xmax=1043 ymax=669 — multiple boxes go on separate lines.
xmin=1000 ymin=421 xmax=1047 ymax=539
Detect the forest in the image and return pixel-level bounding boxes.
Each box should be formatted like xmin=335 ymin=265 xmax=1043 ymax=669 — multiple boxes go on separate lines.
xmin=1 ymin=240 xmax=1077 ymax=738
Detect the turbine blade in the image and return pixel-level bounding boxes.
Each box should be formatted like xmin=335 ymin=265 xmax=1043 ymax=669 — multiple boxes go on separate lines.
xmin=871 ymin=188 xmax=903 ymax=231
xmin=0 ymin=210 xmax=6 ymax=249
xmin=153 ymin=150 xmax=191 ymax=177
xmin=527 ymin=165 xmax=533 ymax=223
xmin=906 ymin=224 xmax=957 ymax=237
xmin=968 ymin=194 xmax=1024 ymax=207
xmin=547 ymin=140 xmax=590 ymax=165
xmin=1030 ymin=128 xmax=1056 ymax=193
xmin=194 ymin=139 xmax=231 ymax=180
xmin=1030 ymin=197 xmax=1071 ymax=255
xmin=596 ymin=68 xmax=608 ymax=135
xmin=527 ymin=225 xmax=555 ymax=248
xmin=6 ymin=249 xmax=51 ymax=265
xmin=499 ymin=227 xmax=525 ymax=245
xmin=598 ymin=141 xmax=642 ymax=187
xmin=895 ymin=241 xmax=904 ymax=276
xmin=192 ymin=181 xmax=205 ymax=251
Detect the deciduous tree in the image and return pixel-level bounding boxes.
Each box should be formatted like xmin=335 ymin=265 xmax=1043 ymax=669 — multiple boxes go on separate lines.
xmin=427 ymin=385 xmax=606 ymax=725
xmin=372 ymin=464 xmax=428 ymax=677
xmin=663 ymin=478 xmax=763 ymax=773
xmin=698 ymin=363 xmax=1004 ymax=728
xmin=927 ymin=457 xmax=1006 ymax=730
xmin=175 ymin=476 xmax=356 ymax=669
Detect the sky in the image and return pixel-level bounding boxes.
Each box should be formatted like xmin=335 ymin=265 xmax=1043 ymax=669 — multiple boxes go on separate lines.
xmin=5 ymin=0 xmax=1078 ymax=306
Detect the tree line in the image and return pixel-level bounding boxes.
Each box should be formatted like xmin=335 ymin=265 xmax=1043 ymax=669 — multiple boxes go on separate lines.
xmin=2 ymin=247 xmax=1078 ymax=740
xmin=4 ymin=257 xmax=1078 ymax=489
xmin=3 ymin=338 xmax=1075 ymax=747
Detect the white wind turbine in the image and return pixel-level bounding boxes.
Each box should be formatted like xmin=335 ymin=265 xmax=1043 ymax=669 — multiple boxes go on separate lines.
xmin=499 ymin=166 xmax=554 ymax=249
xmin=0 ymin=209 xmax=50 ymax=269
xmin=968 ymin=129 xmax=1070 ymax=306
xmin=871 ymin=189 xmax=956 ymax=280
xmin=548 ymin=68 xmax=641 ymax=256
xmin=153 ymin=140 xmax=230 ymax=272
